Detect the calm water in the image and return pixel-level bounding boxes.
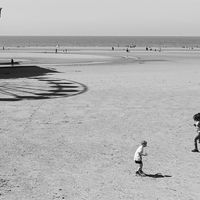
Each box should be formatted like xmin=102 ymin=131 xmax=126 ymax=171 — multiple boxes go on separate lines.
xmin=0 ymin=36 xmax=200 ymax=48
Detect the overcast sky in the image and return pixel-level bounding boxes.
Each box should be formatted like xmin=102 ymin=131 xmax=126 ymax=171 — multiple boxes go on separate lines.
xmin=0 ymin=0 xmax=200 ymax=36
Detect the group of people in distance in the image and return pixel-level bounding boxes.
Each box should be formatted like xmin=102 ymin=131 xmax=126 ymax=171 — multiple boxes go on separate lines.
xmin=134 ymin=113 xmax=200 ymax=177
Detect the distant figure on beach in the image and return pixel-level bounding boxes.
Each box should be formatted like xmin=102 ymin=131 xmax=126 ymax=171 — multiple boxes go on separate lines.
xmin=11 ymin=59 xmax=14 ymax=66
xmin=55 ymin=49 xmax=57 ymax=53
xmin=126 ymin=48 xmax=130 ymax=52
xmin=63 ymin=49 xmax=67 ymax=53
xmin=192 ymin=113 xmax=200 ymax=152
xmin=134 ymin=140 xmax=148 ymax=176
xmin=112 ymin=47 xmax=114 ymax=50
xmin=3 ymin=47 xmax=4 ymax=50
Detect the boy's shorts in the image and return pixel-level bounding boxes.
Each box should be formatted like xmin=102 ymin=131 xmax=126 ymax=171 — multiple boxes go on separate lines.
xmin=135 ymin=160 xmax=143 ymax=164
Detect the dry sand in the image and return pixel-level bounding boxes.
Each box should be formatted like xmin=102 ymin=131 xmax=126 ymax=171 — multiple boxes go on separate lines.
xmin=0 ymin=47 xmax=200 ymax=199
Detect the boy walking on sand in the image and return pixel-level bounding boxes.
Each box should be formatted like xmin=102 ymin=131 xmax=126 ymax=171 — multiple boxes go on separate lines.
xmin=134 ymin=140 xmax=148 ymax=176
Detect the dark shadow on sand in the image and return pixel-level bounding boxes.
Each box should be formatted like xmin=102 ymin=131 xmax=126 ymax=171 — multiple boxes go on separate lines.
xmin=0 ymin=65 xmax=57 ymax=79
xmin=0 ymin=65 xmax=88 ymax=101
xmin=145 ymin=173 xmax=172 ymax=178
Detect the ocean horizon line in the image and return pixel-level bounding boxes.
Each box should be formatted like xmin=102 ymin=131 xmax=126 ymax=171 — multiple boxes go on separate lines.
xmin=0 ymin=36 xmax=200 ymax=48
xmin=0 ymin=35 xmax=200 ymax=37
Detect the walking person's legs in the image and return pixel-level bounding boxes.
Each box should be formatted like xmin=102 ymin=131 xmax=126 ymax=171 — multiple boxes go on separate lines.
xmin=135 ymin=161 xmax=144 ymax=175
xmin=192 ymin=133 xmax=200 ymax=152
xmin=138 ymin=163 xmax=143 ymax=173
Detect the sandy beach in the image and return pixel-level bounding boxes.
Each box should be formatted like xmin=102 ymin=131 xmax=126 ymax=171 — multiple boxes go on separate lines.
xmin=0 ymin=47 xmax=200 ymax=199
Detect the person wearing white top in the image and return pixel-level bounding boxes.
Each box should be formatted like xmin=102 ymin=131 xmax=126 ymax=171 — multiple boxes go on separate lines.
xmin=134 ymin=140 xmax=148 ymax=176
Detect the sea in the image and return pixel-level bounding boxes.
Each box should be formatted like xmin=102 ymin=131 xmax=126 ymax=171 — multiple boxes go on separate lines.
xmin=0 ymin=36 xmax=200 ymax=48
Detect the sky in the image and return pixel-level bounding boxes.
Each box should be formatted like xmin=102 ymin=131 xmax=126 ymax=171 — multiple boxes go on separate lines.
xmin=0 ymin=0 xmax=200 ymax=36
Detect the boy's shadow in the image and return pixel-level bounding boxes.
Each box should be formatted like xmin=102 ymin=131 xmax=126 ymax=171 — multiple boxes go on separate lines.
xmin=145 ymin=173 xmax=172 ymax=178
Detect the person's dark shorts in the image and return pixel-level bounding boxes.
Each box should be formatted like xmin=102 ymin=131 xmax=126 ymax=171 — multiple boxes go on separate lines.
xmin=135 ymin=160 xmax=143 ymax=164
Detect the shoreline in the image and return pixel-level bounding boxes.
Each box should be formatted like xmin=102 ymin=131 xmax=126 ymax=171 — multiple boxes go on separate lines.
xmin=1 ymin=46 xmax=200 ymax=52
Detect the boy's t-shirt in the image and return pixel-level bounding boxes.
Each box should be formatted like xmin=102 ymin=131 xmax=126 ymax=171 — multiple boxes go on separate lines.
xmin=134 ymin=145 xmax=144 ymax=161
xmin=195 ymin=121 xmax=200 ymax=132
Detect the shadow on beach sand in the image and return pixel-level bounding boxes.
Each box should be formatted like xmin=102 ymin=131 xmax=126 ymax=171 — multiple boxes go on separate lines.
xmin=0 ymin=65 xmax=57 ymax=79
xmin=145 ymin=173 xmax=172 ymax=178
xmin=0 ymin=65 xmax=88 ymax=101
